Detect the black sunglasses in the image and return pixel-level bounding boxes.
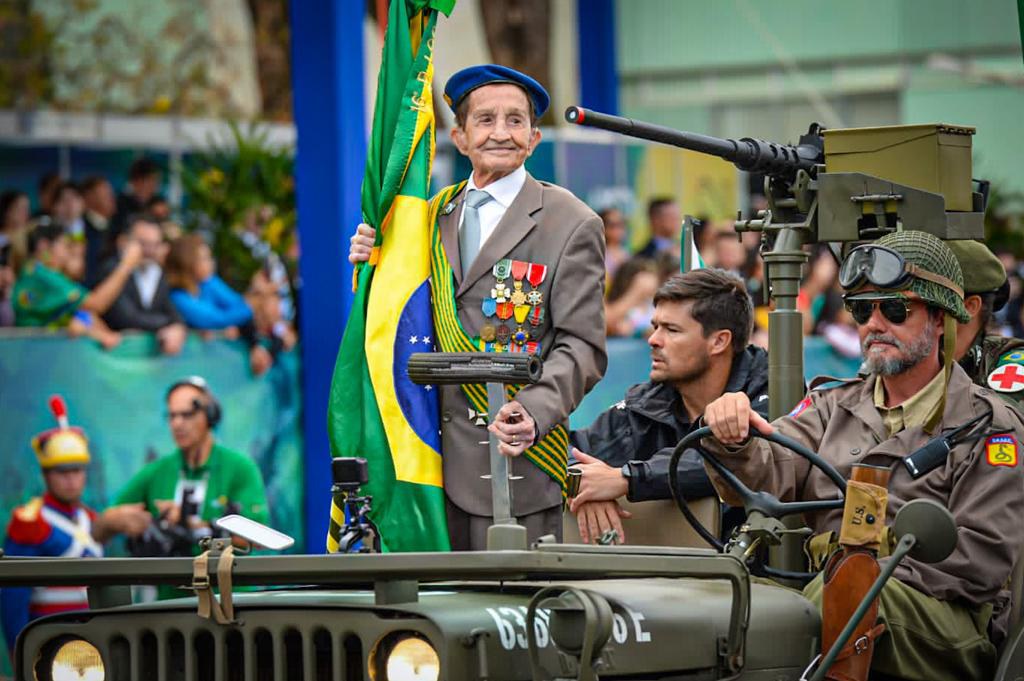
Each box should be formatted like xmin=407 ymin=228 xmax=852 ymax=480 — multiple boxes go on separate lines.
xmin=844 ymin=298 xmax=912 ymax=325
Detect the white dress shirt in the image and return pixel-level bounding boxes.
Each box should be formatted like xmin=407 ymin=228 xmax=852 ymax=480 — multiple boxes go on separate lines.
xmin=133 ymin=262 xmax=162 ymax=309
xmin=458 ymin=164 xmax=527 ymax=257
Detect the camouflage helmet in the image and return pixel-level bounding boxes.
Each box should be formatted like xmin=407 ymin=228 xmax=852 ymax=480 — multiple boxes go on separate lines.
xmin=843 ymin=230 xmax=970 ymax=323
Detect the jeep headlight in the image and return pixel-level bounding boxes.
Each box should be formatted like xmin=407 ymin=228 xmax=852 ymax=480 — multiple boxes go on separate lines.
xmin=369 ymin=633 xmax=439 ymax=681
xmin=44 ymin=638 xmax=105 ymax=681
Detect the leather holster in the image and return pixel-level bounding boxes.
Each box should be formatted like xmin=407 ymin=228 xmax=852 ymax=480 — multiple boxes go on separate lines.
xmin=820 ymin=548 xmax=886 ymax=681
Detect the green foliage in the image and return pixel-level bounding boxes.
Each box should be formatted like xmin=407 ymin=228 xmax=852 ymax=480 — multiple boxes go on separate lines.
xmin=181 ymin=121 xmax=296 ymax=289
xmin=0 ymin=4 xmax=55 ymax=108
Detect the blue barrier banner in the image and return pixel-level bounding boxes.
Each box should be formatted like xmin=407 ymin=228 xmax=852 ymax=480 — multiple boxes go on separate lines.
xmin=570 ymin=336 xmax=862 ymax=429
xmin=0 ymin=333 xmax=305 ymax=547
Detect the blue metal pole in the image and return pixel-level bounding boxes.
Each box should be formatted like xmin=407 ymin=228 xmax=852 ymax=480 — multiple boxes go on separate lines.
xmin=576 ymin=0 xmax=619 ymax=114
xmin=289 ymin=0 xmax=366 ymax=552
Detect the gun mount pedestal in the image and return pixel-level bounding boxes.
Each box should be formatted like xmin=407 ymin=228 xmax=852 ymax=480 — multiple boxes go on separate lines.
xmin=485 ymin=381 xmax=529 ymax=550
xmin=408 ymin=352 xmax=544 ymax=551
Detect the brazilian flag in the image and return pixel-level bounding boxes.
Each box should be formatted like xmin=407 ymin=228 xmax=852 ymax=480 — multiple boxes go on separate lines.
xmin=327 ymin=0 xmax=455 ymax=552
xmin=1019 ymin=0 xmax=1023 ymax=67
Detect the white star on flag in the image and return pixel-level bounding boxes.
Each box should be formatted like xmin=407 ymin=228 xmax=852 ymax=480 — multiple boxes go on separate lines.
xmin=409 ymin=335 xmax=419 ymax=344
xmin=421 ymin=336 xmax=431 ymax=345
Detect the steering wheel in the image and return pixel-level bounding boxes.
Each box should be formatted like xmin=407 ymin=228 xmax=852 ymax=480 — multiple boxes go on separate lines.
xmin=668 ymin=425 xmax=847 ymax=577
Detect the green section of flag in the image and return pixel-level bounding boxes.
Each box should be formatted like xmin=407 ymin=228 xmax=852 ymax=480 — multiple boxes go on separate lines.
xmin=327 ymin=0 xmax=450 ymax=553
xmin=1018 ymin=0 xmax=1024 ymax=67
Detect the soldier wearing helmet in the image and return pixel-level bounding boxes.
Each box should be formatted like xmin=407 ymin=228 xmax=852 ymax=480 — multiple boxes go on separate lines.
xmin=947 ymin=239 xmax=1024 ymax=408
xmin=701 ymin=231 xmax=1024 ymax=681
xmin=1 ymin=396 xmax=150 ymax=654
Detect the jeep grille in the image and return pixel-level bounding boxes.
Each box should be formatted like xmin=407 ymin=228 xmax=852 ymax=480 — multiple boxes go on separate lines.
xmin=22 ymin=608 xmax=435 ymax=681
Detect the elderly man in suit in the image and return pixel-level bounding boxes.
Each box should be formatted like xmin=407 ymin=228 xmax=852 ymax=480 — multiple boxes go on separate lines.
xmin=349 ymin=64 xmax=607 ymax=550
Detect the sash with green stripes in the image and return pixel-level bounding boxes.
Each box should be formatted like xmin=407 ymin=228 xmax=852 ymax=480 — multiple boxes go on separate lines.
xmin=427 ymin=182 xmax=569 ymax=496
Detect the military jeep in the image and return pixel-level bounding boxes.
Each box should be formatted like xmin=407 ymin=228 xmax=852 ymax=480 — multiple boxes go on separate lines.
xmin=5 ymin=424 xmax=1023 ymax=681
xmin=5 ymin=108 xmax=1022 ymax=680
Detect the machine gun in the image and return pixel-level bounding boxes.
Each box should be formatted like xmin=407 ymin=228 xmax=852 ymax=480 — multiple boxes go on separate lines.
xmin=565 ymin=105 xmax=986 ymax=420
xmin=567 ymin=106 xmax=989 ymax=579
xmin=408 ymin=352 xmax=543 ymax=550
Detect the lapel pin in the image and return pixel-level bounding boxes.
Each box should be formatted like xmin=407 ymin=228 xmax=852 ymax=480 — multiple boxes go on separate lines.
xmin=442 ymin=202 xmax=456 ymax=215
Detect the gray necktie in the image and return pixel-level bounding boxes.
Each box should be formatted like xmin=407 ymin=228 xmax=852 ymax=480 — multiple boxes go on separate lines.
xmin=459 ymin=189 xmax=493 ymax=274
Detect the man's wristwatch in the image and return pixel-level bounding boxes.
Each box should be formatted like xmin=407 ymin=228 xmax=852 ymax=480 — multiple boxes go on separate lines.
xmin=620 ymin=461 xmax=643 ymax=500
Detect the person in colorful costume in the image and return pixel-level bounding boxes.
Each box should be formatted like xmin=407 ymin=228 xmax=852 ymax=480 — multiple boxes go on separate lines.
xmin=1 ymin=396 xmax=150 ymax=654
xmin=947 ymin=239 xmax=1024 ymax=409
xmin=349 ymin=64 xmax=606 ymax=549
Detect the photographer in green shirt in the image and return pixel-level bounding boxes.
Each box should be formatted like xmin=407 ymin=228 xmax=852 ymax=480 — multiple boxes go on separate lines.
xmin=116 ymin=377 xmax=269 ymax=558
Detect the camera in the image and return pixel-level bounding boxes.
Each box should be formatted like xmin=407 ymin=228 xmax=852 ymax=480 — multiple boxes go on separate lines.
xmin=127 ymin=488 xmax=241 ymax=557
xmin=332 ymin=457 xmax=369 ymax=492
xmin=331 ymin=457 xmax=380 ymax=553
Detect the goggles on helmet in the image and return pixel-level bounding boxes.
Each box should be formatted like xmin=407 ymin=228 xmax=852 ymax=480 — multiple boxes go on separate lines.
xmin=839 ymin=244 xmax=964 ymax=298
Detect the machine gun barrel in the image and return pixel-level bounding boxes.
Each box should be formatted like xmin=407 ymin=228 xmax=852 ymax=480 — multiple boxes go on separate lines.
xmin=407 ymin=352 xmax=542 ymax=386
xmin=565 ymin=106 xmax=823 ymax=176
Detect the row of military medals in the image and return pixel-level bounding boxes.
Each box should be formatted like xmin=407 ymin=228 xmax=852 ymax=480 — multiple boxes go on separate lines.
xmin=480 ymin=258 xmax=546 ymax=353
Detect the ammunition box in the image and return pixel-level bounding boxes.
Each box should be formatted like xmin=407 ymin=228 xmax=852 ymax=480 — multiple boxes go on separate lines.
xmin=823 ymin=124 xmax=975 ymax=212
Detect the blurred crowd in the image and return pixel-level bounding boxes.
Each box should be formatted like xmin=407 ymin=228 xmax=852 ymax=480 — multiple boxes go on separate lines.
xmin=0 ymin=159 xmax=296 ymax=375
xmin=599 ymin=196 xmax=1024 ymax=356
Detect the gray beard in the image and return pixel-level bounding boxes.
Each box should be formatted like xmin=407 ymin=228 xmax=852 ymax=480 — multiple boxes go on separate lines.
xmin=862 ymin=331 xmax=936 ymax=376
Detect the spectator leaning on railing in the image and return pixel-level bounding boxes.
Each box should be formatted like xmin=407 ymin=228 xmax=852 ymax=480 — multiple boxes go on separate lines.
xmin=13 ymin=222 xmax=141 ymax=349
xmin=164 ymin=234 xmax=252 ymax=331
xmin=99 ymin=215 xmax=186 ymax=356
xmin=165 ymin=234 xmax=274 ymax=374
xmin=245 ymin=268 xmax=297 ymax=371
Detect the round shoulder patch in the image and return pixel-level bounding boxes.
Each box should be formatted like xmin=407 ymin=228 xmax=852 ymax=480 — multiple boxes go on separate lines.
xmin=987 ymin=363 xmax=1024 ymax=393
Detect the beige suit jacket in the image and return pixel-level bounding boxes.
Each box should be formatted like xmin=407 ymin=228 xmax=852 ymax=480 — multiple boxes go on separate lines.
xmin=437 ymin=172 xmax=607 ymax=517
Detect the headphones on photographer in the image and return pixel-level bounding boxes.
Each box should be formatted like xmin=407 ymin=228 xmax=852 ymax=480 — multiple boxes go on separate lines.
xmin=166 ymin=375 xmax=222 ymax=428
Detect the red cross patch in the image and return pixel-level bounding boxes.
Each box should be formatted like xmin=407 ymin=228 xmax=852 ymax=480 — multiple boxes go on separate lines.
xmin=988 ymin=364 xmax=1024 ymax=393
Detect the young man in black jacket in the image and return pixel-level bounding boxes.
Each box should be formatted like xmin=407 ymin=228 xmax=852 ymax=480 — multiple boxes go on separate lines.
xmin=569 ymin=268 xmax=769 ymax=542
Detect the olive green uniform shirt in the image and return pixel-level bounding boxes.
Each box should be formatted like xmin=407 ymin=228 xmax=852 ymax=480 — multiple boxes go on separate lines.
xmin=873 ymin=370 xmax=946 ymax=437
xmin=12 ymin=261 xmax=87 ymax=327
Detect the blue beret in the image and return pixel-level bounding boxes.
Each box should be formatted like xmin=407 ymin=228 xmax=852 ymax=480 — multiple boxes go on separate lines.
xmin=443 ymin=64 xmax=549 ymax=118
